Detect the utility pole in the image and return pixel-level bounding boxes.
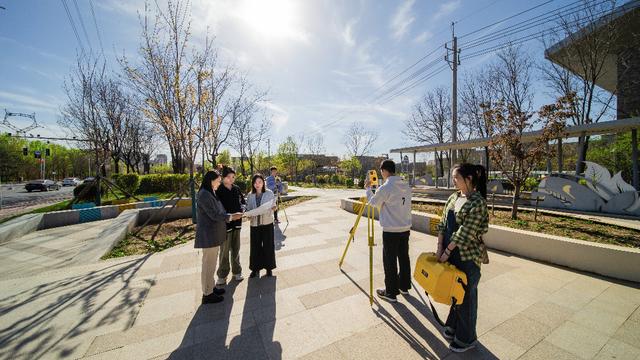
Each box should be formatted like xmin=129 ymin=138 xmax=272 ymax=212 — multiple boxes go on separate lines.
xmin=445 ymin=22 xmax=460 ymax=170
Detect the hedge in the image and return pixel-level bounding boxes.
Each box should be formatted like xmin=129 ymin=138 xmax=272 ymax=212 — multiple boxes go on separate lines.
xmin=115 ymin=173 xmax=141 ymax=197
xmin=136 ymin=174 xmax=190 ymax=194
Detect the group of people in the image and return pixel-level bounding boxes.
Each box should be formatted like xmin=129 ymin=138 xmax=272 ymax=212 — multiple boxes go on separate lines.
xmin=365 ymin=159 xmax=489 ymax=353
xmin=194 ymin=158 xmax=489 ymax=354
xmin=194 ymin=166 xmax=283 ymax=305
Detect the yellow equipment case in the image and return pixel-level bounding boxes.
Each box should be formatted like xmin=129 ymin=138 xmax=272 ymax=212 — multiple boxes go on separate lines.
xmin=413 ymin=252 xmax=467 ymax=306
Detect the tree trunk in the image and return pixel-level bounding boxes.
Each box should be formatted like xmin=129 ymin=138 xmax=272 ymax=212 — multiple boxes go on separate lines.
xmin=113 ymin=158 xmax=120 ymax=174
xmin=575 ymin=135 xmax=590 ymax=176
xmin=511 ymin=183 xmax=521 ymax=220
xmin=484 ymin=146 xmax=490 ymax=174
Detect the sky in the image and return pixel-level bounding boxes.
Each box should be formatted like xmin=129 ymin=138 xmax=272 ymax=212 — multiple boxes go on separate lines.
xmin=0 ymin=0 xmax=591 ymax=164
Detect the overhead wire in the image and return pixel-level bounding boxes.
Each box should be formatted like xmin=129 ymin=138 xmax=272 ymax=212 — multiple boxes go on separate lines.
xmin=60 ymin=0 xmax=86 ymax=55
xmin=72 ymin=0 xmax=94 ymax=54
xmin=89 ymin=0 xmax=105 ymax=57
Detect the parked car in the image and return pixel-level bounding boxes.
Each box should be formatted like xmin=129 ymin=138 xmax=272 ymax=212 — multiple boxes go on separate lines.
xmin=83 ymin=177 xmax=96 ymax=184
xmin=25 ymin=180 xmax=60 ymax=192
xmin=62 ymin=177 xmax=81 ymax=186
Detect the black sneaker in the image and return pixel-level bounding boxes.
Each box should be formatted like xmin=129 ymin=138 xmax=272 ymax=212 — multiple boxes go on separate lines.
xmin=449 ymin=341 xmax=475 ymax=353
xmin=249 ymin=271 xmax=259 ymax=278
xmin=266 ymin=270 xmax=273 ymax=277
xmin=399 ymin=288 xmax=410 ymax=295
xmin=202 ymin=293 xmax=224 ymax=304
xmin=213 ymin=287 xmax=225 ymax=296
xmin=376 ymin=288 xmax=397 ymax=303
xmin=442 ymin=328 xmax=454 ymax=341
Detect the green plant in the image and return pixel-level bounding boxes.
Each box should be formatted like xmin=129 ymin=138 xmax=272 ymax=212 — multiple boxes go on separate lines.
xmin=523 ymin=177 xmax=540 ymax=192
xmin=116 ymin=173 xmax=141 ymax=197
xmin=346 ymin=178 xmax=354 ymax=187
xmin=137 ymin=174 xmax=190 ymax=194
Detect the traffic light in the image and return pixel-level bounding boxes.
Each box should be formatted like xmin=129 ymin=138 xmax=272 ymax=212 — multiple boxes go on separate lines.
xmin=45 ymin=148 xmax=50 ymax=156
xmin=23 ymin=147 xmax=28 ymax=156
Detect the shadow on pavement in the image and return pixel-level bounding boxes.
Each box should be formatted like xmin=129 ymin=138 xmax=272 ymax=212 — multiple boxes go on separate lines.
xmin=0 ymin=255 xmax=152 ymax=359
xmin=169 ymin=274 xmax=281 ymax=359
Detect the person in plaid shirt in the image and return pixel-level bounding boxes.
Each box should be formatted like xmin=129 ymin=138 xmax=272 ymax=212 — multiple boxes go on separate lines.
xmin=436 ymin=163 xmax=489 ymax=353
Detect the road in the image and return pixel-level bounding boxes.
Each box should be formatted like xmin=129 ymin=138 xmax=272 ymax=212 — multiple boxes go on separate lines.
xmin=0 ymin=183 xmax=75 ymax=213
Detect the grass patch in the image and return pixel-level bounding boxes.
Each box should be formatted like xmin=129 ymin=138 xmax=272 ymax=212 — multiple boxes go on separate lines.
xmin=412 ymin=202 xmax=640 ymax=248
xmin=103 ymin=195 xmax=317 ymax=258
xmin=103 ymin=218 xmax=195 ymax=259
xmin=291 ymin=183 xmax=357 ymax=189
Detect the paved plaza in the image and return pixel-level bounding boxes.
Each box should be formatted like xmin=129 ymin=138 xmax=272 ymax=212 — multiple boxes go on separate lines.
xmin=1 ymin=188 xmax=639 ymax=359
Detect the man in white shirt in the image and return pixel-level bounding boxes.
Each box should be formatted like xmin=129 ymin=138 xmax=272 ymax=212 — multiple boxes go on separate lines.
xmin=365 ymin=159 xmax=412 ymax=303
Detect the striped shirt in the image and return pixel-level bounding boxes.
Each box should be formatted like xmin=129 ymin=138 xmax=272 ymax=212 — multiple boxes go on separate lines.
xmin=437 ymin=191 xmax=489 ymax=267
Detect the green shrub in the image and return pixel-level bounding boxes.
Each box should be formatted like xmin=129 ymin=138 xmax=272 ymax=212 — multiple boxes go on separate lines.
xmin=523 ymin=177 xmax=540 ymax=192
xmin=578 ymin=178 xmax=588 ymax=186
xmin=305 ymin=175 xmax=313 ymax=183
xmin=317 ymin=175 xmax=327 ymax=184
xmin=330 ymin=174 xmax=340 ymax=184
xmin=137 ymin=174 xmax=190 ymax=194
xmin=116 ymin=173 xmax=140 ymax=197
xmin=74 ymin=181 xmax=107 ymax=202
xmin=346 ymin=178 xmax=354 ymax=187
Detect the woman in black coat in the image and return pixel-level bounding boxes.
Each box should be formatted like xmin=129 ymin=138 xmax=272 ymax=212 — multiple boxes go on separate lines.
xmin=195 ymin=170 xmax=242 ymax=304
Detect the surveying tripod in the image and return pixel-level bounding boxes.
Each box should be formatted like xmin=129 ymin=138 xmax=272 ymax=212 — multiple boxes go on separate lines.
xmin=339 ymin=170 xmax=380 ymax=305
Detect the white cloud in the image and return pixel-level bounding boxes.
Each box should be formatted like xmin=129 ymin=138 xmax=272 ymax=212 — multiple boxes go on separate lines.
xmin=413 ymin=31 xmax=434 ymax=44
xmin=433 ymin=0 xmax=461 ymax=21
xmin=0 ymin=91 xmax=60 ymax=112
xmin=258 ymin=101 xmax=289 ymax=131
xmin=342 ymin=18 xmax=358 ymax=47
xmin=390 ymin=0 xmax=416 ymax=41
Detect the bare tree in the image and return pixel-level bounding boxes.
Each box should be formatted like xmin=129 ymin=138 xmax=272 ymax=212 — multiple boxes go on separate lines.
xmin=493 ymin=44 xmax=535 ymax=114
xmin=121 ymin=0 xmax=209 ymax=175
xmin=403 ymin=86 xmax=451 ymax=178
xmin=460 ymin=69 xmax=498 ymax=170
xmin=305 ymin=133 xmax=325 ymax=185
xmin=543 ymin=0 xmax=623 ymax=175
xmin=230 ymin=100 xmax=270 ymax=176
xmin=343 ymin=121 xmax=378 ymax=178
xmin=60 ymin=57 xmax=111 ymax=176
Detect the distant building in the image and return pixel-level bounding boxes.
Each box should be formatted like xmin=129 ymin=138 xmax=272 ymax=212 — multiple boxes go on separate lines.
xmin=151 ymin=154 xmax=168 ymax=166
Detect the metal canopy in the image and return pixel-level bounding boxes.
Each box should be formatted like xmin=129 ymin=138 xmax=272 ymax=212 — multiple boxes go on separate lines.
xmin=390 ymin=117 xmax=640 ymax=153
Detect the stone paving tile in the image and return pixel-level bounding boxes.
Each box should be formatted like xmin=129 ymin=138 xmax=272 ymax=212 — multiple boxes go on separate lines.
xmin=519 ymin=340 xmax=581 ymax=360
xmin=545 ymin=321 xmax=610 ymax=359
xmin=569 ymin=301 xmax=629 ymax=335
xmin=519 ymin=301 xmax=575 ymax=329
xmin=491 ymin=313 xmax=553 ymax=350
xmin=476 ymin=331 xmax=526 ymax=360
xmin=594 ymin=338 xmax=640 ymax=360
xmin=614 ymin=317 xmax=640 ymax=349
xmin=299 ymin=286 xmax=349 ymax=310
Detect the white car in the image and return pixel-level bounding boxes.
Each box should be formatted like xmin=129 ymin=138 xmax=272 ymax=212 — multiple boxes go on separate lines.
xmin=62 ymin=177 xmax=81 ymax=186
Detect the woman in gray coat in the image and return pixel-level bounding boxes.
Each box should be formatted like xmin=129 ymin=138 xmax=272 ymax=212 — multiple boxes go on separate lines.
xmin=195 ymin=170 xmax=243 ymax=304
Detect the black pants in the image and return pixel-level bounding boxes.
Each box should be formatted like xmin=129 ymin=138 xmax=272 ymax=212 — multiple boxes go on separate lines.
xmin=382 ymin=231 xmax=411 ymax=297
xmin=249 ymin=224 xmax=276 ymax=271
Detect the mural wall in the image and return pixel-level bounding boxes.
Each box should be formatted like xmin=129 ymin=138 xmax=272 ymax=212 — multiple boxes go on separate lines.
xmin=532 ymin=161 xmax=640 ymax=216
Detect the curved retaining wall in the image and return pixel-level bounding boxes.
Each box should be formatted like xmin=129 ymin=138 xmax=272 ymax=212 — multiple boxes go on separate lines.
xmin=341 ymin=198 xmax=640 ymax=283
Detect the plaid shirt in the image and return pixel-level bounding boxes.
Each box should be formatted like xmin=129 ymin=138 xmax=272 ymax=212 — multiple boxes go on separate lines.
xmin=437 ymin=191 xmax=489 ymax=267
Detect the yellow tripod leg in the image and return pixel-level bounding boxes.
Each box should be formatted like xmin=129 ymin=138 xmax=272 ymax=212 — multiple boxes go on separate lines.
xmin=368 ymin=205 xmax=374 ymax=305
xmin=339 ymin=197 xmax=367 ymax=268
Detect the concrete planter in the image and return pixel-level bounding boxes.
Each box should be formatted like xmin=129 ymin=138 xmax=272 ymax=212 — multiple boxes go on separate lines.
xmin=341 ymin=198 xmax=640 ymax=283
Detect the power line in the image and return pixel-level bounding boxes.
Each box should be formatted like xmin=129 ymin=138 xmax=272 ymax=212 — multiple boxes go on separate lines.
xmin=463 ymin=0 xmax=609 ymax=50
xmin=89 ymin=0 xmax=105 ymax=56
xmin=60 ymin=0 xmax=86 ymax=55
xmin=72 ymin=0 xmax=94 ymax=54
xmin=458 ymin=0 xmax=555 ymax=39
xmin=378 ymin=65 xmax=449 ymax=106
xmin=460 ymin=2 xmax=636 ymax=60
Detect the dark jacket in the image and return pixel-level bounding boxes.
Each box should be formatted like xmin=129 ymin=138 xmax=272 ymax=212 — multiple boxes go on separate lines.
xmin=216 ymin=184 xmax=245 ymax=231
xmin=194 ymin=188 xmax=228 ymax=248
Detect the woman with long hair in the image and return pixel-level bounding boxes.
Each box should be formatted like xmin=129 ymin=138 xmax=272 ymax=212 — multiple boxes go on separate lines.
xmin=195 ymin=170 xmax=243 ymax=304
xmin=436 ymin=163 xmax=489 ymax=353
xmin=243 ymin=174 xmax=277 ymax=278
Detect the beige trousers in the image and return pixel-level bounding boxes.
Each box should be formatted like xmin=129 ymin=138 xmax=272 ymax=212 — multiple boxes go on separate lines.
xmin=201 ymin=246 xmax=220 ymax=296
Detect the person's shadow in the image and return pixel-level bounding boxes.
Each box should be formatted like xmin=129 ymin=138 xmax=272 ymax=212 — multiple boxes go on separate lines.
xmin=274 ymin=224 xmax=286 ymax=251
xmin=227 ymin=274 xmax=281 ymax=359
xmin=168 ymin=274 xmax=281 ymax=359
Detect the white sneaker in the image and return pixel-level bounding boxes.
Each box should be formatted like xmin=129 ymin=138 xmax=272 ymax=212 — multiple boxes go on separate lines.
xmin=215 ymin=278 xmax=227 ymax=286
xmin=233 ymin=274 xmax=244 ymax=282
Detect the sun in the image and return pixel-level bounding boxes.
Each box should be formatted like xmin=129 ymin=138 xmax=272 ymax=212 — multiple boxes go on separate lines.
xmin=238 ymin=0 xmax=307 ymax=43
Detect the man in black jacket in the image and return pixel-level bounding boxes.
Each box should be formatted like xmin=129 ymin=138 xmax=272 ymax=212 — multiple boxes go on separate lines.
xmin=215 ymin=166 xmax=246 ymax=285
